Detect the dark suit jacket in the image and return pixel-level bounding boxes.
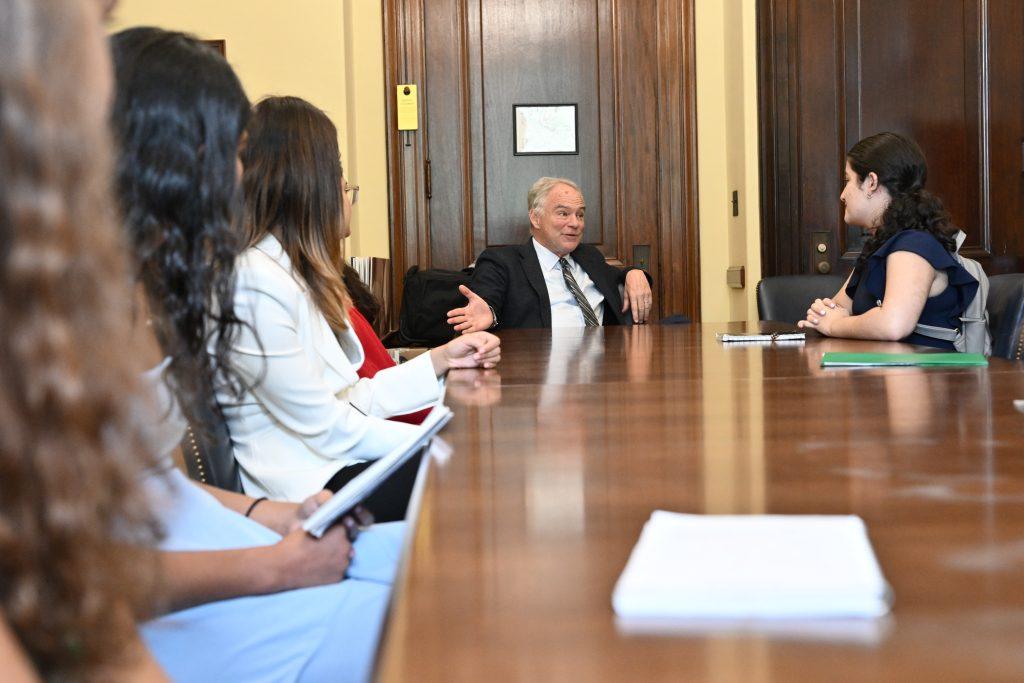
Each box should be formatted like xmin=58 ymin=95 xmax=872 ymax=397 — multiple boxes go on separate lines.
xmin=469 ymin=240 xmax=648 ymax=329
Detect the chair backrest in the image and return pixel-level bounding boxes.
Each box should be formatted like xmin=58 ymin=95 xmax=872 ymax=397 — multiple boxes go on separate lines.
xmin=181 ymin=398 xmax=243 ymax=492
xmin=986 ymin=273 xmax=1024 ymax=361
xmin=756 ymin=275 xmax=847 ymax=325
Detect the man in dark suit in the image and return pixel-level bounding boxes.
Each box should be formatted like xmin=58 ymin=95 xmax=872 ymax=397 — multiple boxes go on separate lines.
xmin=447 ymin=177 xmax=653 ymax=332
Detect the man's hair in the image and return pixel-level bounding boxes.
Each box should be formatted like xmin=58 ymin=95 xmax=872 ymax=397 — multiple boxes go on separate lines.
xmin=527 ymin=176 xmax=582 ymax=214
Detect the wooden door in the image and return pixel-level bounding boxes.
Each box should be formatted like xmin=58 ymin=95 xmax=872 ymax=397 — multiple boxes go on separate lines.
xmin=759 ymin=0 xmax=1024 ymax=277
xmin=384 ymin=0 xmax=700 ymax=321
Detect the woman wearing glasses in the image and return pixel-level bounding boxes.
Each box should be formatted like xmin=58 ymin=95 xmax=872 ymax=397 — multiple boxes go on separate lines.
xmin=232 ymin=96 xmax=499 ymax=517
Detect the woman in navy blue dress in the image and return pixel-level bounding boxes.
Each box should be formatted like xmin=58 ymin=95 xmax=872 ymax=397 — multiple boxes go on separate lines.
xmin=798 ymin=132 xmax=979 ymax=349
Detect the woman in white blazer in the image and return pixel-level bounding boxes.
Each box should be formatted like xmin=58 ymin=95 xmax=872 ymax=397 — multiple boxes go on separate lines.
xmin=229 ymin=96 xmax=500 ymax=507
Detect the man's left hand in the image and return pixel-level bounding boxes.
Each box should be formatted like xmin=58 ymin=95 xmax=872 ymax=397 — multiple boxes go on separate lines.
xmin=622 ymin=270 xmax=653 ymax=323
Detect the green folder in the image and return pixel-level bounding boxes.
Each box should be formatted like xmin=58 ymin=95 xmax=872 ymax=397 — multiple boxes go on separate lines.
xmin=820 ymin=352 xmax=988 ymax=367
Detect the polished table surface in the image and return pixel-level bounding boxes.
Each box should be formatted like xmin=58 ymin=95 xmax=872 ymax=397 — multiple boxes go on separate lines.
xmin=376 ymin=324 xmax=1024 ymax=681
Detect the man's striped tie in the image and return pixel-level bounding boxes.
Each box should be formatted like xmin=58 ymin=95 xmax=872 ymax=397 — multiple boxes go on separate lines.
xmin=559 ymin=257 xmax=600 ymax=327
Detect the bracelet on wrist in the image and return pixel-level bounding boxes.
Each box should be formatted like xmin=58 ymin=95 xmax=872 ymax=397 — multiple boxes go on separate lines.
xmin=244 ymin=496 xmax=268 ymax=518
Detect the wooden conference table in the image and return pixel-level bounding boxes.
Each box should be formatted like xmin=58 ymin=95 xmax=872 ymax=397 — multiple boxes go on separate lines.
xmin=376 ymin=324 xmax=1024 ymax=681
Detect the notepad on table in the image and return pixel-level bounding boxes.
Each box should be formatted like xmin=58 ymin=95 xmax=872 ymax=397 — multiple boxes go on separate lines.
xmin=612 ymin=512 xmax=891 ymax=619
xmin=716 ymin=331 xmax=805 ymax=343
xmin=820 ymin=352 xmax=988 ymax=367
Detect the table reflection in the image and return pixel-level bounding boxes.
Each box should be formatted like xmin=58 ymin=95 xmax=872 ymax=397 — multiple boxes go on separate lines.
xmin=529 ymin=328 xmax=603 ymax=538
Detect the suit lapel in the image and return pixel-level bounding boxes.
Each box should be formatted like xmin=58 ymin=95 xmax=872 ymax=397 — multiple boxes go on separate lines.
xmin=519 ymin=241 xmax=552 ymax=327
xmin=572 ymin=246 xmax=621 ymax=324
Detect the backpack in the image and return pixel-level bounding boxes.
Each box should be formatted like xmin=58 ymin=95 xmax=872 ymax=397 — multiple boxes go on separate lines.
xmin=914 ymin=231 xmax=992 ymax=355
xmin=391 ymin=266 xmax=473 ymax=347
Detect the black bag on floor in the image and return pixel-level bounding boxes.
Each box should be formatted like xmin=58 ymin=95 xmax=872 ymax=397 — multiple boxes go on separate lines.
xmin=391 ymin=265 xmax=473 ymax=347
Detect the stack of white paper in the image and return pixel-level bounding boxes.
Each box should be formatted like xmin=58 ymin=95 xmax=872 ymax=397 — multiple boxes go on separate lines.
xmin=612 ymin=512 xmax=891 ymax=619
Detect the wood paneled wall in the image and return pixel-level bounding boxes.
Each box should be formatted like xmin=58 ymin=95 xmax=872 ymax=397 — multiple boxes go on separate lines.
xmin=384 ymin=0 xmax=700 ymax=321
xmin=759 ymin=0 xmax=1024 ymax=277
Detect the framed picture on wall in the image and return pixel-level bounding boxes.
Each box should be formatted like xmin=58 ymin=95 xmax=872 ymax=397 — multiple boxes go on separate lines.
xmin=513 ymin=104 xmax=578 ymax=155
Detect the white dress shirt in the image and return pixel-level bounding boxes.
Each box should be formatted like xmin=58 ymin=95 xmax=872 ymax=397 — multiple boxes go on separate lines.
xmin=532 ymin=238 xmax=605 ymax=327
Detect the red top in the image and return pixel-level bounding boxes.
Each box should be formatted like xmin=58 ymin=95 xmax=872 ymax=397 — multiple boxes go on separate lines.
xmin=349 ymin=307 xmax=430 ymax=425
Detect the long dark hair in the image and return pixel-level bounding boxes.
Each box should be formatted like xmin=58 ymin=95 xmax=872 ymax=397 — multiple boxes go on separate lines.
xmin=849 ymin=132 xmax=959 ymax=271
xmin=0 ymin=0 xmax=160 ymax=677
xmin=242 ymin=96 xmax=352 ymax=333
xmin=110 ymin=27 xmax=252 ymax=433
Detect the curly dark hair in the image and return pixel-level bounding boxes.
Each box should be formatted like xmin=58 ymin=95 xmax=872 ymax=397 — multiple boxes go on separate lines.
xmin=0 ymin=0 xmax=161 ymax=677
xmin=848 ymin=132 xmax=960 ymax=271
xmin=110 ymin=27 xmax=253 ymax=436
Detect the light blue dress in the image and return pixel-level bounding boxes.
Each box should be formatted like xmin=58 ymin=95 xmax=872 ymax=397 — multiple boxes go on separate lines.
xmin=139 ymin=362 xmax=403 ymax=682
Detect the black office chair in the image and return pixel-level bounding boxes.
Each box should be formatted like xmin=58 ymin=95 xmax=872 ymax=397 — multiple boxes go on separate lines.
xmin=756 ymin=274 xmax=847 ymax=324
xmin=181 ymin=397 xmax=243 ymax=493
xmin=986 ymin=273 xmax=1024 ymax=361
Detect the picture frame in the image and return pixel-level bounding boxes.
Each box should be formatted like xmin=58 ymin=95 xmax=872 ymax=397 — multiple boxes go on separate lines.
xmin=513 ymin=104 xmax=578 ymax=156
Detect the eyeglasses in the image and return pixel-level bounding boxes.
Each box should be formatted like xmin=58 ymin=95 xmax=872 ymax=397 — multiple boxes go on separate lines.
xmin=344 ymin=182 xmax=360 ymax=205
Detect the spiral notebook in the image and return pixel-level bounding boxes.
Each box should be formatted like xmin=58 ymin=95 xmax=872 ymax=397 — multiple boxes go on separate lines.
xmin=716 ymin=331 xmax=805 ymax=343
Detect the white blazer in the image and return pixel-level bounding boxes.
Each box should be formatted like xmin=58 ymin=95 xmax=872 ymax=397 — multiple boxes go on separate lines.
xmin=217 ymin=234 xmax=441 ymax=501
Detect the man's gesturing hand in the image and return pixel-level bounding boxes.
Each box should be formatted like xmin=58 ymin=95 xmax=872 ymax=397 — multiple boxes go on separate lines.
xmin=447 ymin=284 xmax=494 ymax=333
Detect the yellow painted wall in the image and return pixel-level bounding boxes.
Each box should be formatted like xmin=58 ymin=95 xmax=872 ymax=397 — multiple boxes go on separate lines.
xmin=109 ymin=0 xmax=391 ymax=258
xmin=695 ymin=0 xmax=761 ymax=322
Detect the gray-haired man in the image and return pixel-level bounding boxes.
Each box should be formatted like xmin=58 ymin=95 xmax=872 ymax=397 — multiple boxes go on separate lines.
xmin=447 ymin=177 xmax=653 ymax=332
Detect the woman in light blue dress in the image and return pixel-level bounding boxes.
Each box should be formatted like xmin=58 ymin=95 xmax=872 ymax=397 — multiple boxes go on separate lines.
xmin=109 ymin=27 xmax=400 ymax=682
